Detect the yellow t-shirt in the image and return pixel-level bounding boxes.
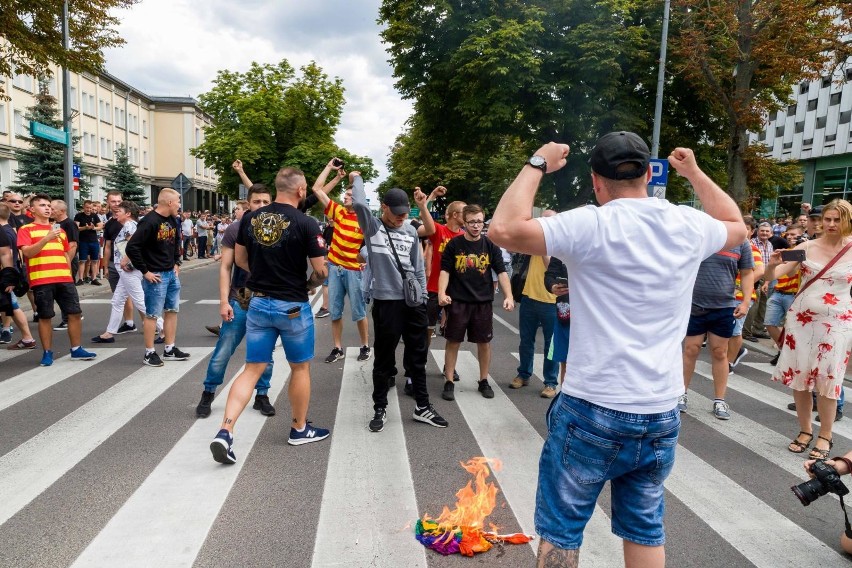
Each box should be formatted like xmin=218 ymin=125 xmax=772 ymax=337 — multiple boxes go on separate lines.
xmin=522 ymin=255 xmax=556 ymax=303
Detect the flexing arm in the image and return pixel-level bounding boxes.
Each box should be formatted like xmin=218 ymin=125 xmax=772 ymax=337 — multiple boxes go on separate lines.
xmin=312 ymin=158 xmax=346 ymax=209
xmin=413 ymin=187 xmax=436 ymax=237
xmin=232 ymin=160 xmax=253 ymax=188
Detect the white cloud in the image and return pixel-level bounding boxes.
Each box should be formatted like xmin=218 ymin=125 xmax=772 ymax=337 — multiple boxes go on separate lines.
xmin=102 ymin=0 xmax=412 ymax=196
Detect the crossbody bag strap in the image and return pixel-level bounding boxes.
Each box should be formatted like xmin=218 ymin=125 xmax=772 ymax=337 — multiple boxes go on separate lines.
xmin=794 ymin=240 xmax=852 ymax=300
xmin=381 ymin=222 xmax=407 ymax=276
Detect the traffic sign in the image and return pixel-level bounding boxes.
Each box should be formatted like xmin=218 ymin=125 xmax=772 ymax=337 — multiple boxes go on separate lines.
xmin=411 ymin=207 xmax=420 ymax=217
xmin=72 ymin=163 xmax=81 ymax=178
xmin=171 ymin=173 xmax=191 ymax=194
xmin=30 ymin=121 xmax=69 ymax=145
xmin=649 ymin=159 xmax=668 ymax=186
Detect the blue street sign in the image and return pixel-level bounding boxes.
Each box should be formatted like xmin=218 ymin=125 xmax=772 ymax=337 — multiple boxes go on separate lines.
xmin=30 ymin=121 xmax=69 ymax=145
xmin=72 ymin=164 xmax=81 ymax=178
xmin=649 ymin=159 xmax=668 ymax=186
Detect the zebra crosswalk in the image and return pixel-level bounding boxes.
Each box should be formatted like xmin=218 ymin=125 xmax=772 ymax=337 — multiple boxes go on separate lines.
xmin=0 ymin=339 xmax=850 ymax=567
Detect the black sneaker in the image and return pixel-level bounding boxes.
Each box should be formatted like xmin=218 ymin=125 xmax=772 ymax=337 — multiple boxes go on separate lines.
xmin=441 ymin=381 xmax=455 ymax=401
xmin=413 ymin=404 xmax=448 ymax=428
xmin=253 ymin=394 xmax=276 ymax=416
xmin=442 ymin=368 xmax=460 ymax=382
xmin=478 ymin=379 xmax=495 ymax=399
xmin=357 ymin=345 xmax=371 ymax=361
xmin=196 ymin=391 xmax=215 ymax=418
xmin=53 ymin=321 xmax=68 ymax=331
xmin=90 ymin=279 xmax=102 ymax=286
xmin=315 ymin=307 xmax=330 ymax=318
xmin=403 ymin=380 xmax=414 ymax=397
xmin=154 ymin=335 xmax=165 ymax=345
xmin=116 ymin=322 xmax=137 ymax=334
xmin=163 ymin=346 xmax=190 ymax=361
xmin=325 ymin=347 xmax=344 ymax=363
xmin=369 ymin=408 xmax=387 ymax=432
xmin=770 ymin=352 xmax=780 ymax=366
xmin=143 ymin=351 xmax=164 ymax=367
xmin=75 ymin=279 xmax=84 ymax=286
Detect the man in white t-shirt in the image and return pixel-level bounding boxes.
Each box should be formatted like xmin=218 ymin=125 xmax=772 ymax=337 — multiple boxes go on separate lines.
xmin=488 ymin=132 xmax=746 ymax=568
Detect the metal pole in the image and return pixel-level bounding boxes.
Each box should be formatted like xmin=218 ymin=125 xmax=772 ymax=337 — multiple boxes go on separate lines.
xmin=651 ymin=0 xmax=671 ymax=159
xmin=61 ymin=0 xmax=75 ymax=217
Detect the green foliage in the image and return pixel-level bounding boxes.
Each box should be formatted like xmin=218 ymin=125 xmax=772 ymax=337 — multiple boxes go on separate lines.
xmin=105 ymin=145 xmax=145 ymax=204
xmin=0 ymin=0 xmax=139 ymax=99
xmin=10 ymin=84 xmax=65 ymax=198
xmin=191 ymin=61 xmax=376 ymax=198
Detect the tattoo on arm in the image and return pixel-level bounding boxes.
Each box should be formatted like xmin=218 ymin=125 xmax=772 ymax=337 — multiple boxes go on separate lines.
xmin=538 ymin=541 xmax=579 ymax=568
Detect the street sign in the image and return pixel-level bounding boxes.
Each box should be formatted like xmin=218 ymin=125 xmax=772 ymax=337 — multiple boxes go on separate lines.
xmin=30 ymin=121 xmax=69 ymax=145
xmin=649 ymin=159 xmax=668 ymax=186
xmin=72 ymin=163 xmax=81 ymax=178
xmin=171 ymin=173 xmax=191 ymax=194
xmin=411 ymin=207 xmax=420 ymax=217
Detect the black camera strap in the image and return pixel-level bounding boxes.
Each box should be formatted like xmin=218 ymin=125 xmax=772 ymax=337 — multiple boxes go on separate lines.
xmin=841 ymin=495 xmax=852 ymax=539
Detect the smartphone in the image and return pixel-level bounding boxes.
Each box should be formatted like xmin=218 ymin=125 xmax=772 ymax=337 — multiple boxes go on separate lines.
xmin=332 ymin=158 xmax=344 ymax=168
xmin=780 ymin=249 xmax=806 ymax=262
xmin=555 ymin=277 xmax=568 ymax=284
xmin=52 ymin=223 xmax=61 ymax=231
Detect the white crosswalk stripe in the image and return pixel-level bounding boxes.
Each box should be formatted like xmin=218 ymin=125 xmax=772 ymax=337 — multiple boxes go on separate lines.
xmin=0 ymin=348 xmax=36 ymax=364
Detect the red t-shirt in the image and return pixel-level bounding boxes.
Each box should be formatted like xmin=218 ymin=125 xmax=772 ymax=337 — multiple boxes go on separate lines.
xmin=17 ymin=222 xmax=72 ymax=286
xmin=427 ymin=223 xmax=464 ymax=292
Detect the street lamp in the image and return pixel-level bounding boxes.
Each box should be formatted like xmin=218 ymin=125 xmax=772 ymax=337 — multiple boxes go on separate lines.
xmin=651 ymin=0 xmax=671 ymax=159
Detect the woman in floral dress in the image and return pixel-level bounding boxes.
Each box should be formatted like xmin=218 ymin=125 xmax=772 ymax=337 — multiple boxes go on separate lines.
xmin=764 ymin=199 xmax=852 ymax=460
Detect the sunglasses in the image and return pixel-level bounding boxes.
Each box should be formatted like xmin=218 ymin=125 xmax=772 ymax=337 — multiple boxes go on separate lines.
xmin=6 ymin=199 xmax=23 ymax=204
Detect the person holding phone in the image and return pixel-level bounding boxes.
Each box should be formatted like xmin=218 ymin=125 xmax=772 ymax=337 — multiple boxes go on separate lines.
xmin=764 ymin=199 xmax=852 ymax=459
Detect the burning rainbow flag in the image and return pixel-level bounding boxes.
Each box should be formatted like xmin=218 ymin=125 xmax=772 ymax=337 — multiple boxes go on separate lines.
xmin=414 ymin=457 xmax=535 ymax=556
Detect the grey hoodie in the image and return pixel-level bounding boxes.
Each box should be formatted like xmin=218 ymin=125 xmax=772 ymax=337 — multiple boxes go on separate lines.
xmin=352 ymin=176 xmax=427 ymax=303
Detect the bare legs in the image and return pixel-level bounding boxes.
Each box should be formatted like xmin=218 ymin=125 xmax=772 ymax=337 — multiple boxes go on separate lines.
xmin=537 ymin=540 xmax=664 ymax=568
xmin=220 ymin=361 xmax=311 ymax=432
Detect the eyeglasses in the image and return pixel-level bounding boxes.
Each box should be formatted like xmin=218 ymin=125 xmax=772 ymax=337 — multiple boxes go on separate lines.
xmin=6 ymin=199 xmax=22 ymax=204
xmin=465 ymin=220 xmax=484 ymax=226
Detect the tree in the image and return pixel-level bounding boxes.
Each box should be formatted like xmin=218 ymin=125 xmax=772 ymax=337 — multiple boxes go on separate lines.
xmin=191 ymin=61 xmax=376 ymax=198
xmin=104 ymin=145 xmax=145 ymax=204
xmin=670 ymin=1 xmax=851 ymax=203
xmin=10 ymin=82 xmax=65 ymax=198
xmin=0 ymin=0 xmax=139 ymax=99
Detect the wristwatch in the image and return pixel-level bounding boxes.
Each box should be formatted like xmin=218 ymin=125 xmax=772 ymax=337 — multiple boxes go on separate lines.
xmin=526 ymin=155 xmax=547 ymax=174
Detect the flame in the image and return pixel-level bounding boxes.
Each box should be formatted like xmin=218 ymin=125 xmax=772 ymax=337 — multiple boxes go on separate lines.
xmin=434 ymin=457 xmax=501 ymax=530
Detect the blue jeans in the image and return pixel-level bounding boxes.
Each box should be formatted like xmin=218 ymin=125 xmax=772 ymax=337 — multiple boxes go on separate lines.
xmin=536 ymin=394 xmax=680 ymax=549
xmin=518 ymin=296 xmax=558 ymax=387
xmin=203 ymin=299 xmax=272 ymax=395
xmin=141 ymin=269 xmax=181 ymax=318
xmin=246 ymin=297 xmax=314 ymax=364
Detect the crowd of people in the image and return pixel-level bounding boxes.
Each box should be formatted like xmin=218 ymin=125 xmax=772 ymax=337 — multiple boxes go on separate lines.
xmin=1 ymin=131 xmax=851 ymax=566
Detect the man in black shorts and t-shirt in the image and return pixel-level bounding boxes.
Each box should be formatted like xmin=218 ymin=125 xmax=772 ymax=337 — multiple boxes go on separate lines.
xmin=74 ymin=200 xmax=103 ymax=285
xmin=437 ymin=204 xmax=514 ymax=401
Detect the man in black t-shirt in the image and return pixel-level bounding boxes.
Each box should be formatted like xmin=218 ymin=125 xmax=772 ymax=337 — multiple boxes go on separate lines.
xmin=438 ymin=205 xmax=514 ymax=400
xmin=210 ymin=167 xmax=330 ymax=465
xmin=3 ymin=192 xmax=31 ymax=229
xmin=74 ymin=200 xmax=103 ymax=285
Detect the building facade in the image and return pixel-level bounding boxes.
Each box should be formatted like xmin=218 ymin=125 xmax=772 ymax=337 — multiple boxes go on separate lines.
xmin=0 ymin=65 xmax=228 ymax=212
xmin=751 ymin=61 xmax=852 ymax=216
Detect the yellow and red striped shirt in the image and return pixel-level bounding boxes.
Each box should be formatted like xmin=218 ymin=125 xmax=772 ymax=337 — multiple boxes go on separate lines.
xmin=775 ymin=271 xmax=800 ymax=294
xmin=325 ymin=201 xmax=363 ymax=270
xmin=735 ymin=243 xmax=762 ymax=301
xmin=17 ymin=223 xmax=72 ymax=287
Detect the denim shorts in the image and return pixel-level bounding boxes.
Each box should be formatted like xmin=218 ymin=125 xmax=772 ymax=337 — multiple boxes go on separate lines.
xmin=245 ymin=296 xmax=314 ymax=364
xmin=535 ymin=394 xmax=680 ymax=549
xmin=731 ymin=300 xmax=753 ymax=337
xmin=328 ymin=264 xmax=366 ymax=321
xmin=686 ymin=307 xmax=735 ymax=339
xmin=141 ymin=269 xmax=181 ymax=318
xmin=765 ymin=292 xmax=795 ymax=327
xmin=77 ymin=240 xmax=101 ymax=261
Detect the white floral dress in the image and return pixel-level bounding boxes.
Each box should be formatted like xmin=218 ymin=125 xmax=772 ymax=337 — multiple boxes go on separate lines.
xmin=772 ymin=251 xmax=852 ymax=399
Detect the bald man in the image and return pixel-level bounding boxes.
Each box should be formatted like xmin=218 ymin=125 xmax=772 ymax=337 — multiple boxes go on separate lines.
xmin=125 ymin=189 xmax=190 ymax=367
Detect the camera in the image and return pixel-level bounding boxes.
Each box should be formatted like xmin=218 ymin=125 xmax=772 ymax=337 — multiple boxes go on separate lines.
xmin=332 ymin=158 xmax=344 ymax=169
xmin=792 ymin=460 xmax=849 ymax=506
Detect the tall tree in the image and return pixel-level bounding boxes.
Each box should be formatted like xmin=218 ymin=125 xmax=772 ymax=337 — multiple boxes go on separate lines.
xmin=104 ymin=145 xmax=145 ymax=204
xmin=10 ymin=83 xmax=65 ymax=198
xmin=191 ymin=60 xmax=376 ymax=197
xmin=670 ymin=0 xmax=851 ymax=203
xmin=0 ymin=0 xmax=139 ymax=99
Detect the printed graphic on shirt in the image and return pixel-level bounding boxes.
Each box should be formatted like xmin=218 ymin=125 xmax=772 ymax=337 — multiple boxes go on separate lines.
xmin=157 ymin=222 xmax=176 ymax=244
xmin=454 ymin=252 xmax=490 ymax=275
xmin=250 ymin=212 xmax=290 ymax=247
xmin=369 ymin=230 xmax=416 ymax=271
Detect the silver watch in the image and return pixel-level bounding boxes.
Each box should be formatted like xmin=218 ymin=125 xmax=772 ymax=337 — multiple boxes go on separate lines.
xmin=526 ymin=154 xmax=547 ymax=173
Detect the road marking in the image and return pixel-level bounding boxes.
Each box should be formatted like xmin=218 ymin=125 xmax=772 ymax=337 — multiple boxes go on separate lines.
xmin=433 ymin=350 xmax=623 ymax=566
xmin=73 ymin=349 xmax=288 ymax=568
xmin=0 ymin=348 xmax=36 ymax=365
xmin=668 ymin=445 xmax=846 ymax=566
xmin=694 ymin=361 xmax=852 ymax=440
xmin=312 ymin=348 xmax=426 ymax=568
xmin=0 ymin=346 xmax=213 ymax=528
xmin=195 ymin=299 xmax=219 ymax=304
xmin=79 ymin=299 xmax=188 ymax=304
xmin=494 ymin=314 xmax=519 ymax=334
xmin=511 ymin=352 xmax=545 ymax=387
xmin=0 ymin=348 xmax=123 ymax=412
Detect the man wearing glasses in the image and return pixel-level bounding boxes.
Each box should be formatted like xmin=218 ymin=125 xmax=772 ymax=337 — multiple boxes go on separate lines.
xmin=4 ymin=193 xmax=30 ymax=229
xmin=437 ymin=204 xmax=514 ymax=401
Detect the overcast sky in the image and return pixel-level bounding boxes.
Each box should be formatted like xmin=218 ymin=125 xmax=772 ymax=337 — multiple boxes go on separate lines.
xmin=102 ymin=0 xmax=412 ymax=195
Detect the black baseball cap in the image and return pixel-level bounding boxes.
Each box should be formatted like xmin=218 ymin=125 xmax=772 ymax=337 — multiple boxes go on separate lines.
xmin=589 ymin=131 xmax=650 ymax=180
xmin=809 ymin=205 xmax=823 ymax=217
xmin=382 ymin=188 xmax=410 ymax=215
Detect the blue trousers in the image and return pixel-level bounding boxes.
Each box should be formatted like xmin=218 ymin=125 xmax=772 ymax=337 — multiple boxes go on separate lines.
xmin=203 ymin=299 xmax=272 ymax=394
xmin=517 ymin=296 xmax=558 ymax=387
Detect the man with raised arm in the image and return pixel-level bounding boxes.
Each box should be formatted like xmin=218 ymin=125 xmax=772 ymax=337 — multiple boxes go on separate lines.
xmin=488 ymin=132 xmax=746 ymax=568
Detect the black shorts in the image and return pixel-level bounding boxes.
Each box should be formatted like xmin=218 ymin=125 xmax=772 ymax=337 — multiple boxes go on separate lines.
xmin=427 ymin=291 xmax=441 ymax=327
xmin=686 ymin=306 xmax=735 ymax=339
xmin=444 ymin=301 xmax=493 ymax=344
xmin=33 ymin=282 xmax=82 ymax=319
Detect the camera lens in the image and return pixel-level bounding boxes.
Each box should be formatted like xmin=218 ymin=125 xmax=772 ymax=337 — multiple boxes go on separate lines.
xmin=792 ymin=477 xmax=828 ymax=506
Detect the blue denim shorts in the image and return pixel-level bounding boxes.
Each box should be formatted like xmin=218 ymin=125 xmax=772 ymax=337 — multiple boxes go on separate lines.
xmin=77 ymin=240 xmax=101 ymax=261
xmin=535 ymin=394 xmax=680 ymax=549
xmin=765 ymin=292 xmax=795 ymax=327
xmin=731 ymin=300 xmax=753 ymax=337
xmin=245 ymin=296 xmax=314 ymax=364
xmin=328 ymin=264 xmax=366 ymax=321
xmin=141 ymin=269 xmax=181 ymax=318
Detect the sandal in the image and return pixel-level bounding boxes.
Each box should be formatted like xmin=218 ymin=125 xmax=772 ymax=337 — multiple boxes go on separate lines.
xmin=809 ymin=436 xmax=833 ymax=460
xmin=788 ymin=431 xmax=813 ymax=453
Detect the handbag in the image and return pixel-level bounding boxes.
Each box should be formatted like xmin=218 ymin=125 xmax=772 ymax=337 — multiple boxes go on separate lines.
xmin=777 ymin=241 xmax=852 ymax=348
xmin=382 ymin=223 xmax=423 ymax=307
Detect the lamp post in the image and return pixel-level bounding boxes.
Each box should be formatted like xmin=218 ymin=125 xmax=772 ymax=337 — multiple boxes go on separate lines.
xmin=61 ymin=0 xmax=75 ymax=217
xmin=651 ymin=0 xmax=671 ymax=159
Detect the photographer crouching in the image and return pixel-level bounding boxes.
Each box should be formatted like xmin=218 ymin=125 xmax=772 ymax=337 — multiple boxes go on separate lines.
xmin=798 ymin=453 xmax=852 ymax=553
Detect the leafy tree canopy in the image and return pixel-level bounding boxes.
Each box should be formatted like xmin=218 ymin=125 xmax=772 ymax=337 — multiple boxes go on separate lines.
xmin=105 ymin=145 xmax=145 ymax=204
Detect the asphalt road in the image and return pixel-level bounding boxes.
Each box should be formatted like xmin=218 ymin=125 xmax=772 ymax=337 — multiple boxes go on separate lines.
xmin=0 ymin=260 xmax=850 ymax=567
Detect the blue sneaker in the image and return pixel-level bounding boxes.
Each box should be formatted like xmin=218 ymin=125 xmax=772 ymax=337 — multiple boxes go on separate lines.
xmin=40 ymin=350 xmax=54 ymax=367
xmin=210 ymin=429 xmax=236 ymax=464
xmin=287 ymin=422 xmax=330 ymax=446
xmin=70 ymin=346 xmax=97 ymax=361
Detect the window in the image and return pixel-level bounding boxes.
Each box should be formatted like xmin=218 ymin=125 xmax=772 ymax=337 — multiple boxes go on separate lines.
xmin=0 ymin=104 xmax=6 ymax=133
xmin=12 ymin=73 xmax=33 ymax=92
xmin=795 ymin=121 xmax=804 ymax=133
xmin=831 ymin=92 xmax=842 ymax=106
xmin=783 ymin=142 xmax=793 ymax=149
xmin=71 ymin=127 xmax=79 ymax=150
xmin=842 ymin=110 xmax=852 ymax=125
xmin=142 ymin=119 xmax=148 ymax=137
xmin=100 ymin=137 xmax=106 ymax=157
xmin=89 ymin=94 xmax=95 ymax=115
xmin=775 ymin=125 xmax=785 ymax=137
xmin=758 ymin=130 xmax=766 ymax=141
xmin=846 ymin=68 xmax=852 ymax=82
xmin=14 ymin=110 xmax=28 ymax=137
xmin=807 ymin=99 xmax=818 ymax=111
xmin=143 ymin=150 xmax=149 ymax=169
xmin=826 ymin=134 xmax=837 ymax=143
xmin=70 ymin=86 xmax=78 ymax=111
xmin=129 ymin=113 xmax=138 ymax=133
xmin=816 ymin=116 xmax=827 ymax=129
xmin=787 ymin=104 xmax=796 ymax=116
xmin=803 ymin=138 xmax=814 ymax=146
xmin=800 ymin=82 xmax=809 ymax=94
xmin=822 ymin=76 xmax=831 ymax=88
xmin=46 ymin=76 xmax=57 ymax=97
xmin=99 ymin=100 xmax=111 ymax=123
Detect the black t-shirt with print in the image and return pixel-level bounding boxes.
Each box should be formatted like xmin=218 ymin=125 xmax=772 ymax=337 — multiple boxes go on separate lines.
xmin=237 ymin=202 xmax=325 ymax=302
xmin=441 ymin=234 xmax=506 ymax=303
xmin=74 ymin=212 xmax=100 ymax=242
xmin=125 ymin=211 xmax=180 ymax=274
